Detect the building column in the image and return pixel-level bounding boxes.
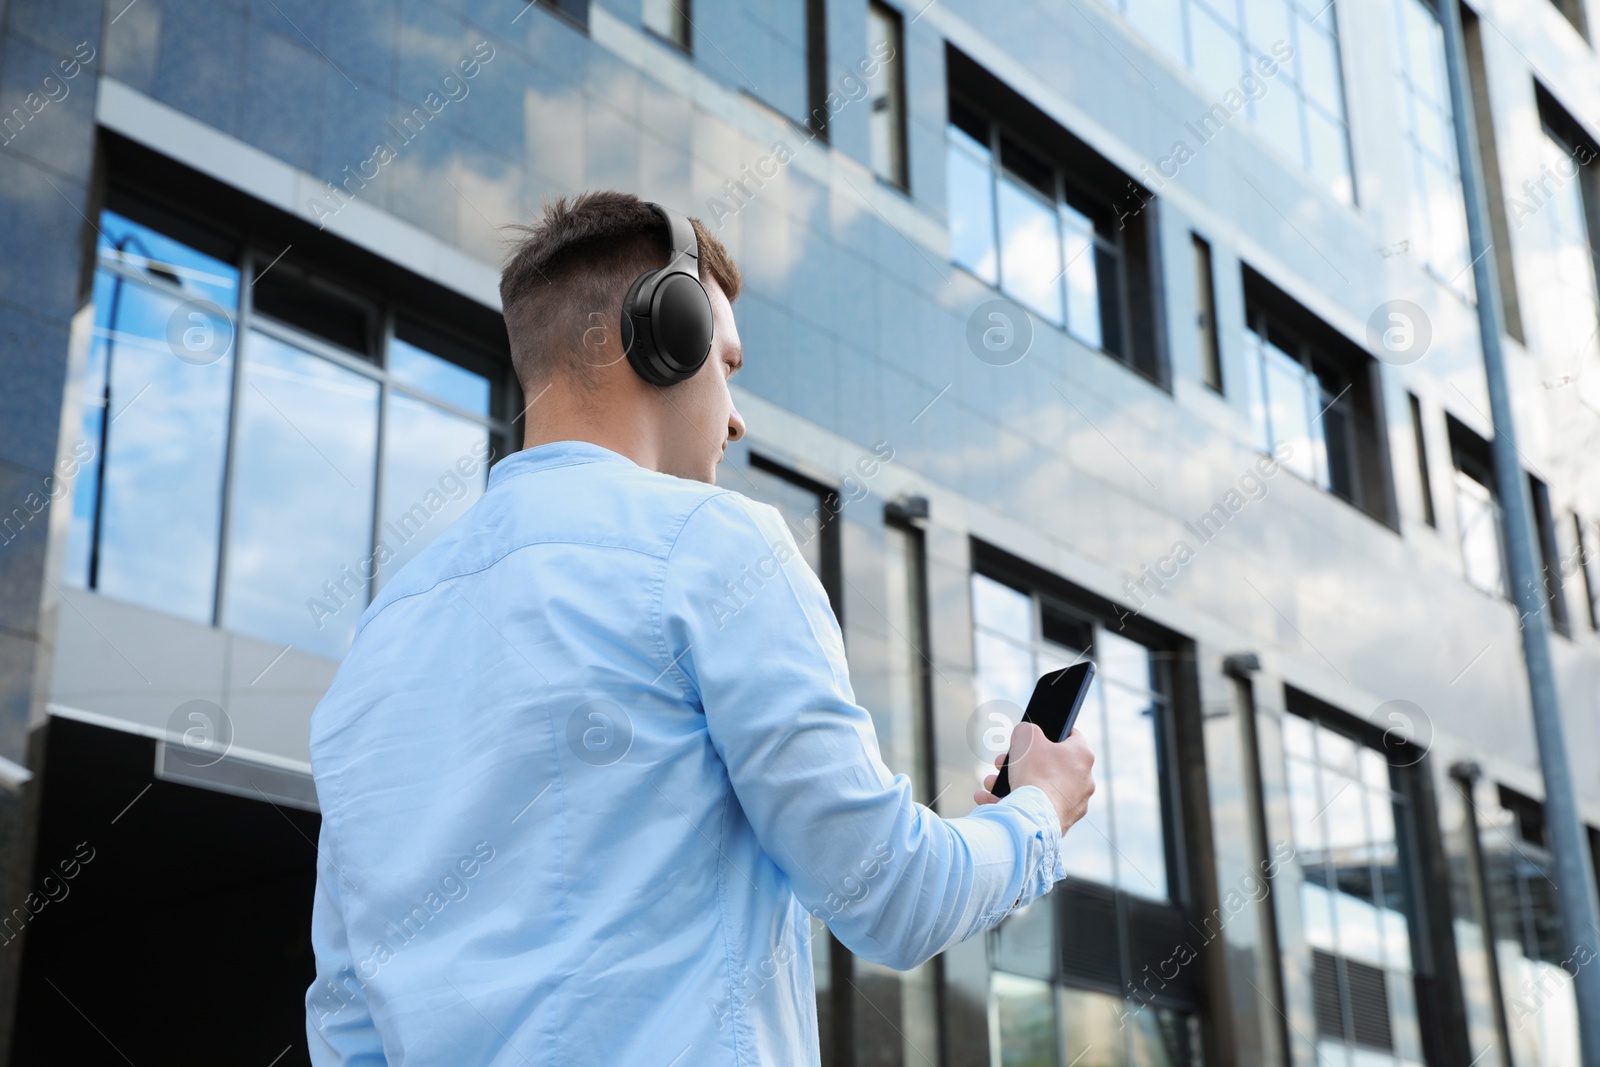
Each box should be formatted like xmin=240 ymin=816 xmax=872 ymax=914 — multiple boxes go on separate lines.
xmin=0 ymin=3 xmax=106 ymax=1058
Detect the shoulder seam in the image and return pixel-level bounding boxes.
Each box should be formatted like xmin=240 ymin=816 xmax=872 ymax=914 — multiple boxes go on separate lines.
xmin=653 ymin=489 xmax=738 ymax=695
xmin=357 ymin=533 xmax=703 ymax=642
xmin=664 ymin=489 xmax=741 ymax=562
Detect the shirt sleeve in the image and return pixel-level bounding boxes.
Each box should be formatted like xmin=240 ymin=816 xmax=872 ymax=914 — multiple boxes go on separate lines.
xmin=661 ymin=491 xmax=1068 ymax=971
xmin=305 ymin=822 xmax=387 ymax=1065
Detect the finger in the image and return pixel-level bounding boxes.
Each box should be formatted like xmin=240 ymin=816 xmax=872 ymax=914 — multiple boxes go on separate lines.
xmin=972 ymin=789 xmax=996 ymax=806
xmin=983 ymin=773 xmax=997 ymax=790
xmin=993 ymin=751 xmax=1006 ymax=769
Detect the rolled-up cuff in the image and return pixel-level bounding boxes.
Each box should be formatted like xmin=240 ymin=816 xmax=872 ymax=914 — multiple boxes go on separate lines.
xmin=973 ymin=785 xmax=1064 ymax=925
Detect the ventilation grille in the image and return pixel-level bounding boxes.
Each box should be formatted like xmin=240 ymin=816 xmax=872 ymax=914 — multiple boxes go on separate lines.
xmin=1312 ymin=949 xmax=1343 ymax=1041
xmin=1311 ymin=949 xmax=1393 ymax=1052
xmin=1057 ymin=880 xmax=1121 ymax=990
xmin=1125 ymin=898 xmax=1198 ymax=1005
xmin=1346 ymin=958 xmax=1393 ymax=1051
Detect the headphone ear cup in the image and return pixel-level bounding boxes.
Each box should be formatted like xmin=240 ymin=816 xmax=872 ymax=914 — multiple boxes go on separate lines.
xmin=648 ymin=273 xmax=713 ymax=383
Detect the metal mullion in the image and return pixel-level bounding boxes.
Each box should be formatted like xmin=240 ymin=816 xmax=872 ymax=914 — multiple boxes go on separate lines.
xmin=1089 ymin=621 xmax=1123 ymax=892
xmin=1252 ymin=313 xmax=1276 ymax=452
xmin=386 ymin=380 xmax=503 ymax=433
xmin=1338 ymin=384 xmax=1367 ymax=511
xmin=1148 ymin=651 xmax=1186 ymax=906
xmin=250 ymin=315 xmax=384 ymax=382
xmin=257 ymin=311 xmax=506 ymax=438
xmin=211 ymin=245 xmax=257 ymax=630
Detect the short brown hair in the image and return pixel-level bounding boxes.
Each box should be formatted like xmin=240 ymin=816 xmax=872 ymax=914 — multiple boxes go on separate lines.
xmin=499 ymin=190 xmax=741 ymax=396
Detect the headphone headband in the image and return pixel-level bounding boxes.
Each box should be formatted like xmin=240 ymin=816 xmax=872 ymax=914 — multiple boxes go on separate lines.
xmin=654 ymin=204 xmax=700 ymax=276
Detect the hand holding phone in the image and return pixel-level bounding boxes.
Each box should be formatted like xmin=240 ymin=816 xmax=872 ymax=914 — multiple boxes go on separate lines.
xmin=990 ymin=661 xmax=1095 ymax=800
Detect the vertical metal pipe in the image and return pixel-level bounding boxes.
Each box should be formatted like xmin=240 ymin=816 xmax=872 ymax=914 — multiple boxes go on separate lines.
xmin=1435 ymin=0 xmax=1600 ymax=1061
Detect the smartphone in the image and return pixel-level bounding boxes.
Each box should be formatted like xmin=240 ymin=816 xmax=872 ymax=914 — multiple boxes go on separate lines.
xmin=991 ymin=661 xmax=1095 ymax=799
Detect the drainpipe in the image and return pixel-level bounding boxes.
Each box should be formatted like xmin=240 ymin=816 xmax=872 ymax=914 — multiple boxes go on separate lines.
xmin=1435 ymin=1 xmax=1600 ymax=1062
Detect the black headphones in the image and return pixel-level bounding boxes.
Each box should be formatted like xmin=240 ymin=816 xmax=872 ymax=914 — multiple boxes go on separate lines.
xmin=619 ymin=203 xmax=715 ymax=386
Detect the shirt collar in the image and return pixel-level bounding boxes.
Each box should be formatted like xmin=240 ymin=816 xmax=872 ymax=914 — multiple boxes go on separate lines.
xmin=487 ymin=439 xmax=638 ymax=489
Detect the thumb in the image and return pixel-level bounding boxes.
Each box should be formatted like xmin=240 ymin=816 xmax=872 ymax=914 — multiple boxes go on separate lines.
xmin=1009 ymin=721 xmax=1045 ymax=764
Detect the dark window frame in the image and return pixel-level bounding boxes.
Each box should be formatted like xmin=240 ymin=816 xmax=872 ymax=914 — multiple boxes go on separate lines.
xmin=73 ymin=136 xmax=520 ymax=648
xmin=1241 ymin=267 xmax=1398 ymax=528
xmin=1535 ymin=85 xmax=1600 ymax=311
xmin=945 ymin=46 xmax=1168 ymax=388
xmin=1193 ymin=233 xmax=1223 ymax=394
xmin=740 ymin=454 xmax=853 ymax=1063
xmin=641 ymin=0 xmax=692 ymax=54
xmin=530 ymin=0 xmax=590 ymax=32
xmin=1543 ymin=0 xmax=1589 ymax=40
xmin=1279 ymin=687 xmax=1467 ymax=1064
xmin=1528 ymin=475 xmax=1571 ymax=636
xmin=970 ymin=540 xmax=1209 ymax=1041
xmin=805 ymin=0 xmax=829 ymax=141
xmin=866 ymin=0 xmax=909 ymax=191
xmin=1409 ymin=392 xmax=1436 ymax=528
xmin=1577 ymin=513 xmax=1600 ymax=631
xmin=1447 ymin=414 xmax=1511 ymax=601
xmin=1462 ymin=8 xmax=1525 ymax=342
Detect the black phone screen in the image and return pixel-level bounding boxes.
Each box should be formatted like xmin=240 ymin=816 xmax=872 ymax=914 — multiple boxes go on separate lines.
xmin=991 ymin=661 xmax=1096 ymax=799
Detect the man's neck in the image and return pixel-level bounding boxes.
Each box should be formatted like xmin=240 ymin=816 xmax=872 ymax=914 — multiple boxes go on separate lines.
xmin=521 ymin=411 xmax=660 ymax=473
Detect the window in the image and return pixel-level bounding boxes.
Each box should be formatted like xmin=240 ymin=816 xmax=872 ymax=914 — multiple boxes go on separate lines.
xmin=1395 ymin=0 xmax=1473 ymax=299
xmin=736 ymin=462 xmax=942 ymax=1067
xmin=1545 ymin=0 xmax=1588 ymax=39
xmin=641 ymin=0 xmax=690 ymax=50
xmin=1526 ymin=91 xmax=1600 ymax=414
xmin=66 ymin=195 xmax=513 ymax=660
xmin=971 ymin=568 xmax=1201 ymax=1066
xmin=531 ymin=0 xmax=589 ymax=29
xmin=1112 ymin=0 xmax=1354 ymax=203
xmin=70 ymin=206 xmax=238 ymax=624
xmin=1478 ymin=787 xmax=1581 ymax=1067
xmin=1280 ymin=696 xmax=1432 ymax=1066
xmin=727 ymin=0 xmax=814 ymax=134
xmin=1462 ymin=7 xmax=1525 ymax=341
xmin=945 ymin=52 xmax=1164 ymax=385
xmin=866 ymin=2 xmax=907 ymax=189
xmin=873 ymin=518 xmax=934 ymax=804
xmin=854 ymin=513 xmax=939 ymax=1067
xmin=742 ymin=457 xmax=840 ymax=608
xmin=1528 ymin=476 xmax=1570 ymax=635
xmin=1193 ymin=234 xmax=1223 ymax=392
xmin=948 ymin=103 xmax=1119 ymax=355
xmin=1577 ymin=515 xmax=1600 ymax=630
xmin=1447 ymin=416 xmax=1506 ymax=598
xmin=1242 ymin=268 xmax=1394 ymax=524
xmin=973 ymin=573 xmax=1173 ymax=901
xmin=1408 ymin=392 xmax=1436 ymax=527
xmin=737 ymin=458 xmax=848 ymax=1063
xmin=806 ymin=0 xmax=828 ymax=139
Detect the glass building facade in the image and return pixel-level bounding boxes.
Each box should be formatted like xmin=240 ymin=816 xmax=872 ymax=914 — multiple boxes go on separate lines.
xmin=1 ymin=0 xmax=1599 ymax=1065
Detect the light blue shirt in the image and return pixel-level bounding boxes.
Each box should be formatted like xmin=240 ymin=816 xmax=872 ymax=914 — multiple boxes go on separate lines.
xmin=305 ymin=439 xmax=1068 ymax=1065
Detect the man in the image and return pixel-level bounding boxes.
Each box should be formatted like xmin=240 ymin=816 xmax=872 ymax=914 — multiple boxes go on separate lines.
xmin=304 ymin=190 xmax=1095 ymax=1064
